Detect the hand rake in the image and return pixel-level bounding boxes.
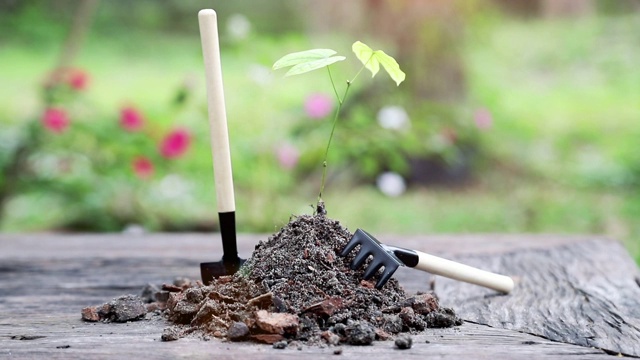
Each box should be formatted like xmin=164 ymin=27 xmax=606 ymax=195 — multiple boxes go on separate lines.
xmin=340 ymin=229 xmax=514 ymax=293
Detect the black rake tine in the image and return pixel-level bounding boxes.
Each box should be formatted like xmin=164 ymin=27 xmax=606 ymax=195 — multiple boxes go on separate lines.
xmin=375 ymin=263 xmax=399 ymax=289
xmin=350 ymin=248 xmax=371 ymax=270
xmin=339 ymin=230 xmax=365 ymax=257
xmin=363 ymin=260 xmax=384 ymax=280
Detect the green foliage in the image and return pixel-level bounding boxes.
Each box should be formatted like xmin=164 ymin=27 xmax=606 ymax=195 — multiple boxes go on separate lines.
xmin=352 ymin=41 xmax=406 ymax=86
xmin=273 ymin=41 xmax=406 ymax=201
xmin=272 ymin=49 xmax=345 ymax=77
xmin=2 ymin=4 xmax=640 ymax=266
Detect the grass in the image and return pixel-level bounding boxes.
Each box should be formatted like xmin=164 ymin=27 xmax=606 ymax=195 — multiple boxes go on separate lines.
xmin=1 ymin=12 xmax=639 ymax=262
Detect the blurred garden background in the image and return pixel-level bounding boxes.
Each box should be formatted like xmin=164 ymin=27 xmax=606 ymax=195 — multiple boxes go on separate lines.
xmin=1 ymin=0 xmax=639 ymax=261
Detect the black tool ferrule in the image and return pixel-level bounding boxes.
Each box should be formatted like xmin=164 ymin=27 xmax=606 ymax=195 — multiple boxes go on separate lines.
xmin=218 ymin=211 xmax=238 ymax=261
xmin=389 ymin=247 xmax=419 ymax=268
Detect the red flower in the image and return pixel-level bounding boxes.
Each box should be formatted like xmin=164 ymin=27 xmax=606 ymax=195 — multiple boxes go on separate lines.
xmin=160 ymin=128 xmax=191 ymax=158
xmin=41 ymin=108 xmax=69 ymax=133
xmin=132 ymin=156 xmax=154 ymax=179
xmin=67 ymin=69 xmax=89 ymax=91
xmin=119 ymin=106 xmax=145 ymax=131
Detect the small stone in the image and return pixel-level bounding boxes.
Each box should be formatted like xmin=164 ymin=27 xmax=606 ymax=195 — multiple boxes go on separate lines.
xmin=227 ymin=322 xmax=249 ymax=341
xmin=111 ymin=295 xmax=147 ymax=322
xmin=184 ymin=287 xmax=204 ymax=303
xmin=426 ymin=307 xmax=463 ymax=328
xmin=246 ymin=292 xmax=273 ymax=309
xmin=302 ymin=297 xmax=344 ymax=317
xmin=99 ymin=295 xmax=147 ymax=323
xmin=167 ymin=293 xmax=198 ymax=324
xmin=374 ymin=328 xmax=392 ymax=341
xmin=255 ymin=310 xmax=299 ymax=335
xmin=333 ymin=347 xmax=343 ymax=355
xmin=381 ymin=314 xmax=403 ymax=334
xmin=359 ymin=280 xmax=375 ymax=289
xmin=272 ymin=296 xmax=288 ymax=313
xmin=321 ymin=330 xmax=340 ymax=345
xmin=81 ymin=306 xmax=100 ymax=322
xmin=345 ymin=321 xmax=375 ymax=346
xmin=332 ymin=323 xmax=347 ymax=337
xmin=404 ymin=293 xmax=439 ymax=315
xmin=139 ymin=283 xmax=161 ymax=303
xmin=395 ymin=334 xmax=412 ymax=349
xmin=273 ymin=340 xmax=288 ymax=349
xmin=161 ymin=327 xmax=181 ymax=342
xmin=399 ymin=307 xmax=415 ymax=326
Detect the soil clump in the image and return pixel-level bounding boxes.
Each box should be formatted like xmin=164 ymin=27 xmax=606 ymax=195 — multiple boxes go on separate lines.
xmin=157 ymin=209 xmax=462 ymax=345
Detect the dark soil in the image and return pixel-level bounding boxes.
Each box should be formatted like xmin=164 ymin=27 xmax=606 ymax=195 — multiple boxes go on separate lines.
xmin=156 ymin=207 xmax=462 ymax=345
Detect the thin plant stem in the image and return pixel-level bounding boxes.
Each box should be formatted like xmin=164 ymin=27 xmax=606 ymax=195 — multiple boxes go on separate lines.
xmin=317 ymin=59 xmax=370 ymax=204
xmin=318 ymin=75 xmax=349 ymax=203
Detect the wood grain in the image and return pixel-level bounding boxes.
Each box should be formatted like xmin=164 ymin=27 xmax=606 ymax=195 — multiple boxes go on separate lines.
xmin=435 ymin=239 xmax=640 ymax=357
xmin=1 ymin=233 xmax=638 ymax=359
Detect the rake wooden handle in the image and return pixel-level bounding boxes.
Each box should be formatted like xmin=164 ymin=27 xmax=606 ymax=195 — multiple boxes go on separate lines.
xmin=413 ymin=250 xmax=514 ymax=293
xmin=198 ymin=9 xmax=235 ymax=213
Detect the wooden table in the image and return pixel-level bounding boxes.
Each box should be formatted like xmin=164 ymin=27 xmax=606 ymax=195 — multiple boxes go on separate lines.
xmin=1 ymin=233 xmax=639 ymax=359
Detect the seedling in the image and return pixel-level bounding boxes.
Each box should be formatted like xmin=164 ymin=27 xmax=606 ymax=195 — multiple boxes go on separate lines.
xmin=274 ymin=43 xmax=515 ymax=293
xmin=273 ymin=41 xmax=406 ymax=207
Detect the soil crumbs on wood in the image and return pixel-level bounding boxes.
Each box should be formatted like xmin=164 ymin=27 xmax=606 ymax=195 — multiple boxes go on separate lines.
xmin=83 ymin=210 xmax=462 ymax=346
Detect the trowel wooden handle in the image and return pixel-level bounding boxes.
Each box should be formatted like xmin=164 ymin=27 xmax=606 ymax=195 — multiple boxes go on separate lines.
xmin=198 ymin=9 xmax=235 ymax=213
xmin=414 ymin=250 xmax=514 ymax=293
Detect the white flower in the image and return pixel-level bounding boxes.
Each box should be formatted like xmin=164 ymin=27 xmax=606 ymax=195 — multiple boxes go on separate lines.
xmin=377 ymin=106 xmax=410 ymax=130
xmin=158 ymin=174 xmax=190 ymax=200
xmin=376 ymin=172 xmax=406 ymax=197
xmin=226 ymin=14 xmax=251 ymax=41
xmin=247 ymin=64 xmax=273 ymax=86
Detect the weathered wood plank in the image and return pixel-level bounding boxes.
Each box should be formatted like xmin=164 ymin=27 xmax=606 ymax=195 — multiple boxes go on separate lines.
xmin=1 ymin=317 xmax=614 ymax=360
xmin=0 ymin=234 xmax=638 ymax=359
xmin=436 ymin=239 xmax=640 ymax=357
xmin=0 ymin=233 xmax=595 ymax=260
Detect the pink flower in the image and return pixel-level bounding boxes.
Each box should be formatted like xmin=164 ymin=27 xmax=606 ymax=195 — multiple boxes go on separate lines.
xmin=276 ymin=143 xmax=299 ymax=170
xmin=120 ymin=106 xmax=145 ymax=131
xmin=132 ymin=156 xmax=154 ymax=179
xmin=41 ymin=108 xmax=69 ymax=133
xmin=304 ymin=93 xmax=333 ymax=119
xmin=474 ymin=108 xmax=493 ymax=130
xmin=160 ymin=128 xmax=191 ymax=158
xmin=67 ymin=68 xmax=89 ymax=91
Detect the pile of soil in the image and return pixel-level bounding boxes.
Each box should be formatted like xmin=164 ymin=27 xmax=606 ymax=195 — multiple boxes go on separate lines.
xmin=157 ymin=207 xmax=462 ymax=345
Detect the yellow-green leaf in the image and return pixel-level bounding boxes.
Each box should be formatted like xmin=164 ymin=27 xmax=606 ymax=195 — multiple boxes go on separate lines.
xmin=373 ymin=50 xmax=406 ymax=86
xmin=352 ymin=41 xmax=378 ymax=77
xmin=351 ymin=41 xmax=405 ymax=86
xmin=284 ymin=56 xmax=346 ymax=77
xmin=273 ymin=49 xmax=345 ymax=76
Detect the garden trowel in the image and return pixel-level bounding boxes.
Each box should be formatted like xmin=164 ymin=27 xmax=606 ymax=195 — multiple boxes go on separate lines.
xmin=340 ymin=229 xmax=514 ymax=293
xmin=198 ymin=9 xmax=245 ymax=284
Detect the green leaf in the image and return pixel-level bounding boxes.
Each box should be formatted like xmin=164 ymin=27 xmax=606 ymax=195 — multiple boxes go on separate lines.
xmin=352 ymin=41 xmax=378 ymax=77
xmin=373 ymin=50 xmax=405 ymax=86
xmin=352 ymin=41 xmax=406 ymax=86
xmin=285 ymin=56 xmax=346 ymax=77
xmin=273 ymin=49 xmax=345 ymax=76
